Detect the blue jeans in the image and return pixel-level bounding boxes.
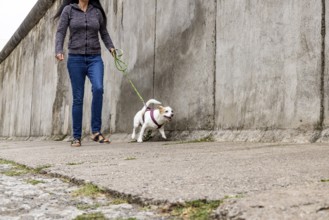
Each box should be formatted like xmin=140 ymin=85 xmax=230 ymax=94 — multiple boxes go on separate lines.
xmin=67 ymin=54 xmax=104 ymax=139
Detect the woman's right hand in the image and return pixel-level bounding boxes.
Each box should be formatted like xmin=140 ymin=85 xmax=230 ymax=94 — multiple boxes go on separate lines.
xmin=55 ymin=53 xmax=64 ymax=61
xmin=110 ymin=48 xmax=116 ymax=57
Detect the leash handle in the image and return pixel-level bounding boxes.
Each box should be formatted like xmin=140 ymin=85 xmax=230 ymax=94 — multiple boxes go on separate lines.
xmin=113 ymin=49 xmax=146 ymax=105
xmin=113 ymin=49 xmax=128 ymax=72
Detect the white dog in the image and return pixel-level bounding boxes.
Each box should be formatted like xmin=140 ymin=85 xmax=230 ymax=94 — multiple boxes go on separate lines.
xmin=132 ymin=99 xmax=174 ymax=143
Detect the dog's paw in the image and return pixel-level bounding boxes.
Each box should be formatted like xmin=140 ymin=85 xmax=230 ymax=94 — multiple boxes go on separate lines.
xmin=162 ymin=135 xmax=167 ymax=139
xmin=131 ymin=134 xmax=136 ymax=139
xmin=137 ymin=138 xmax=143 ymax=143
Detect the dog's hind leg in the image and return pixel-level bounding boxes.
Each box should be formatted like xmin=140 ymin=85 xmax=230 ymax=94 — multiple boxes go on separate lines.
xmin=137 ymin=124 xmax=147 ymax=143
xmin=132 ymin=122 xmax=140 ymax=140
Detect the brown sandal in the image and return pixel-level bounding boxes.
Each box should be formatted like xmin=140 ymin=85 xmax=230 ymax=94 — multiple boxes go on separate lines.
xmin=91 ymin=132 xmax=110 ymax=144
xmin=71 ymin=138 xmax=81 ymax=147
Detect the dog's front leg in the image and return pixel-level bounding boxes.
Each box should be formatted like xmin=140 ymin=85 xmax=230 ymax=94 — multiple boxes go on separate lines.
xmin=132 ymin=127 xmax=136 ymax=140
xmin=159 ymin=127 xmax=167 ymax=139
xmin=137 ymin=124 xmax=147 ymax=143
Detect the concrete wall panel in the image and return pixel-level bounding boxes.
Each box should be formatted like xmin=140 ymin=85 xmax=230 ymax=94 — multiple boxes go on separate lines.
xmin=0 ymin=59 xmax=13 ymax=137
xmin=13 ymin=36 xmax=34 ymax=137
xmin=32 ymin=10 xmax=62 ymax=136
xmin=106 ymin=0 xmax=156 ymax=132
xmin=0 ymin=63 xmax=3 ymax=135
xmin=1 ymin=46 xmax=34 ymax=137
xmin=155 ymin=0 xmax=216 ymax=131
xmin=216 ymin=0 xmax=322 ymax=131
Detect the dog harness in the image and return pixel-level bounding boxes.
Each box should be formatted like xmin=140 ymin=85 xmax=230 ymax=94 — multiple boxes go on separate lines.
xmin=142 ymin=108 xmax=164 ymax=129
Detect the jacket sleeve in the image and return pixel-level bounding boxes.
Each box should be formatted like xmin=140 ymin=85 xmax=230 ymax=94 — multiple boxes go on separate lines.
xmin=55 ymin=6 xmax=70 ymax=54
xmin=98 ymin=10 xmax=115 ymax=51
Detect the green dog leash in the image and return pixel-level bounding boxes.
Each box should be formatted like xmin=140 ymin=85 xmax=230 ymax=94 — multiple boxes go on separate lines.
xmin=112 ymin=49 xmax=146 ymax=105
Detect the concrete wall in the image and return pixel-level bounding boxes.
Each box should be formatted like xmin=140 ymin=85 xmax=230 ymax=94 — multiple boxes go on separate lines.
xmin=0 ymin=0 xmax=69 ymax=139
xmin=111 ymin=0 xmax=157 ymax=133
xmin=215 ymin=0 xmax=324 ymax=142
xmin=0 ymin=0 xmax=328 ymax=142
xmin=155 ymin=0 xmax=216 ymax=131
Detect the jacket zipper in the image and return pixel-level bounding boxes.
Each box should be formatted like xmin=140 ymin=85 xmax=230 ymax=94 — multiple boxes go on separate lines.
xmin=85 ymin=13 xmax=88 ymax=54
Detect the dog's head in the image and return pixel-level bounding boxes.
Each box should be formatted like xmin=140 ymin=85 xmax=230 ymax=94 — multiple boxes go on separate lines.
xmin=159 ymin=106 xmax=174 ymax=121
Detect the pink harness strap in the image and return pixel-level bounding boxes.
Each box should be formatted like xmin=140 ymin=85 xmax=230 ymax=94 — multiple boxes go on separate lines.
xmin=142 ymin=108 xmax=163 ymax=129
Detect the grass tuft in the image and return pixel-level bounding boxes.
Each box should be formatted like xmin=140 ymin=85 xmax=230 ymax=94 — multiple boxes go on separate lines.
xmin=124 ymin=157 xmax=137 ymax=161
xmin=0 ymin=159 xmax=31 ymax=176
xmin=25 ymin=179 xmax=46 ymax=185
xmin=0 ymin=159 xmax=14 ymax=165
xmin=72 ymin=183 xmax=103 ymax=198
xmin=73 ymin=212 xmax=107 ymax=220
xmin=34 ymin=165 xmax=52 ymax=173
xmin=2 ymin=170 xmax=29 ymax=176
xmin=171 ymin=199 xmax=222 ymax=220
xmin=110 ymin=198 xmax=129 ymax=205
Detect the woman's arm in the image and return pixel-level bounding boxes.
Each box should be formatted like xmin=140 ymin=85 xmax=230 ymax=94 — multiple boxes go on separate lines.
xmin=98 ymin=10 xmax=115 ymax=54
xmin=55 ymin=6 xmax=71 ymax=59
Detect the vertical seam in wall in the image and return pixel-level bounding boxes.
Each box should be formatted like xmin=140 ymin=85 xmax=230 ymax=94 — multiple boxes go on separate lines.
xmin=212 ymin=0 xmax=217 ymax=129
xmin=121 ymin=1 xmax=124 ymax=28
xmin=153 ymin=0 xmax=157 ymax=98
xmin=320 ymin=0 xmax=326 ymax=130
xmin=29 ymin=44 xmax=36 ymax=137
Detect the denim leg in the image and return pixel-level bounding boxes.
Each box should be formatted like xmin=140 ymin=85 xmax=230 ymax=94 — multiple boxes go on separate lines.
xmin=86 ymin=55 xmax=104 ymax=133
xmin=67 ymin=55 xmax=87 ymax=139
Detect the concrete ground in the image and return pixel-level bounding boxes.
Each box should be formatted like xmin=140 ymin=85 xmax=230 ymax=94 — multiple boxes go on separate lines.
xmin=0 ymin=139 xmax=329 ymax=219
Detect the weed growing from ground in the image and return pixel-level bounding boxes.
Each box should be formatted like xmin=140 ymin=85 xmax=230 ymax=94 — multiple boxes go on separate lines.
xmin=34 ymin=165 xmax=52 ymax=173
xmin=124 ymin=157 xmax=137 ymax=161
xmin=72 ymin=183 xmax=103 ymax=198
xmin=171 ymin=199 xmax=223 ymax=220
xmin=73 ymin=212 xmax=107 ymax=220
xmin=0 ymin=159 xmax=52 ymax=175
xmin=110 ymin=198 xmax=129 ymax=205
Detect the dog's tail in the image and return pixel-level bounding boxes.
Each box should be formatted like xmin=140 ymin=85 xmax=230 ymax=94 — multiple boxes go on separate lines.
xmin=141 ymin=99 xmax=161 ymax=113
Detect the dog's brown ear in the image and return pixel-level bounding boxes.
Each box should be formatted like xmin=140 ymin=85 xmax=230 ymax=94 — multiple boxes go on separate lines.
xmin=159 ymin=106 xmax=165 ymax=114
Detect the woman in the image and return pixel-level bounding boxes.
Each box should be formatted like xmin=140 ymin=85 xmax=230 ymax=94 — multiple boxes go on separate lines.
xmin=54 ymin=0 xmax=115 ymax=147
